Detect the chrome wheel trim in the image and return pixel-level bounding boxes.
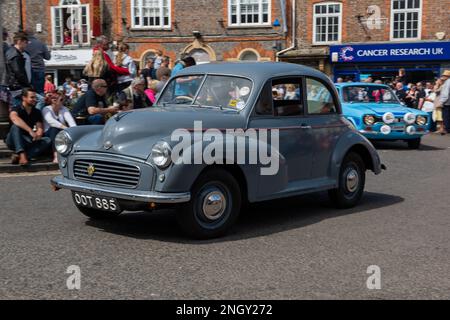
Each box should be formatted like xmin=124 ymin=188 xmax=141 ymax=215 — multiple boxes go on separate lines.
xmin=201 ymin=189 xmax=227 ymax=221
xmin=345 ymin=168 xmax=359 ymax=193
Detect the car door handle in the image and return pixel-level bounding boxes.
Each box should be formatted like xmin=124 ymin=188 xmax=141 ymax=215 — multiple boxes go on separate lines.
xmin=300 ymin=124 xmax=312 ymax=129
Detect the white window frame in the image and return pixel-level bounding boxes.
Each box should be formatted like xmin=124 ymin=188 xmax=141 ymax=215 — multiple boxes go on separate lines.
xmin=228 ymin=0 xmax=272 ymax=27
xmin=51 ymin=0 xmax=91 ymax=47
xmin=390 ymin=0 xmax=422 ymax=41
xmin=312 ymin=2 xmax=342 ymax=45
xmin=131 ymin=0 xmax=171 ymax=30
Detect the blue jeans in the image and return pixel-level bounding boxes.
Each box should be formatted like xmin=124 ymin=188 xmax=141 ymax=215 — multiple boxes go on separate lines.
xmin=45 ymin=127 xmax=62 ymax=151
xmin=428 ymin=112 xmax=436 ymax=132
xmin=32 ymin=70 xmax=45 ymax=95
xmin=443 ymin=106 xmax=450 ymax=133
xmin=6 ymin=125 xmax=52 ymax=159
xmin=87 ymin=114 xmax=104 ymax=125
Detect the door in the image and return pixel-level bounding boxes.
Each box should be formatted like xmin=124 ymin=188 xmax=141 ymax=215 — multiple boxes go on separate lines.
xmin=305 ymin=77 xmax=346 ymax=180
xmin=249 ymin=78 xmax=314 ymax=197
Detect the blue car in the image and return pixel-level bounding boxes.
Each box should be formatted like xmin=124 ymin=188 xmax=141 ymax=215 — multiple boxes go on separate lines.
xmin=335 ymin=83 xmax=430 ymax=149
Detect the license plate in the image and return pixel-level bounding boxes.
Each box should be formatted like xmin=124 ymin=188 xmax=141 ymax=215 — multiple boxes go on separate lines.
xmin=72 ymin=192 xmax=120 ymax=212
xmin=391 ymin=125 xmax=405 ymax=131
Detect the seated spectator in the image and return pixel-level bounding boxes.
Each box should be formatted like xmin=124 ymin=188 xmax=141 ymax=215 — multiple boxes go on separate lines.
xmin=42 ymin=92 xmax=77 ymax=163
xmin=144 ymin=80 xmax=159 ymax=105
xmin=6 ymin=88 xmax=51 ymax=165
xmin=72 ymin=79 xmax=119 ymax=124
xmin=117 ymin=77 xmax=152 ymax=110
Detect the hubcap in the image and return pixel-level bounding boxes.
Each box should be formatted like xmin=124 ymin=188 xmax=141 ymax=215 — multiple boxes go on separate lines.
xmin=346 ymin=169 xmax=359 ymax=193
xmin=202 ymin=190 xmax=227 ymax=221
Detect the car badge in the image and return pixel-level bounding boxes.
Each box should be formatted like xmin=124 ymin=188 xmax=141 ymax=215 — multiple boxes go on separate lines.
xmin=104 ymin=141 xmax=113 ymax=150
xmin=87 ymin=164 xmax=96 ymax=177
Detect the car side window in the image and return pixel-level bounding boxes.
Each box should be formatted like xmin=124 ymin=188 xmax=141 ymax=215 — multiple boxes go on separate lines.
xmin=306 ymin=78 xmax=337 ymax=115
xmin=271 ymin=78 xmax=303 ymax=117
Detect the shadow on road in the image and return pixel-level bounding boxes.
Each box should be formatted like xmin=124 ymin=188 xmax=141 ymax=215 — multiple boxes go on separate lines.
xmin=85 ymin=191 xmax=404 ymax=244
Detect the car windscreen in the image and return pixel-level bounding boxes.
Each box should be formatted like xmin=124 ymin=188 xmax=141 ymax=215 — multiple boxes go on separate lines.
xmin=342 ymin=85 xmax=400 ymax=104
xmin=158 ymin=75 xmax=253 ymax=111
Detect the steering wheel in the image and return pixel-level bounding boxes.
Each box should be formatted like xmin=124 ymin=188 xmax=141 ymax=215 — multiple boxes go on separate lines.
xmin=174 ymin=95 xmax=195 ymax=104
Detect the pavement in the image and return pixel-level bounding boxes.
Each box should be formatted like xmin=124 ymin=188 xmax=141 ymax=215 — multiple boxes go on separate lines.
xmin=0 ymin=140 xmax=58 ymax=174
xmin=0 ymin=134 xmax=449 ymax=299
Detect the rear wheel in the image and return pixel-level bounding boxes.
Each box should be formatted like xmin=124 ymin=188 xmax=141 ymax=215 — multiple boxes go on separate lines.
xmin=177 ymin=168 xmax=242 ymax=239
xmin=75 ymin=203 xmax=121 ymax=220
xmin=328 ymin=152 xmax=366 ymax=209
xmin=407 ymin=138 xmax=421 ymax=149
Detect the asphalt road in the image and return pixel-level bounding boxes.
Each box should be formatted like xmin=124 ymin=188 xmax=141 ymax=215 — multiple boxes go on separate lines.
xmin=0 ymin=135 xmax=449 ymax=300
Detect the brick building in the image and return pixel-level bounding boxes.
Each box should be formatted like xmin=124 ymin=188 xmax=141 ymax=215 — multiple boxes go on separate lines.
xmin=279 ymin=0 xmax=450 ymax=83
xmin=1 ymin=0 xmax=291 ymax=85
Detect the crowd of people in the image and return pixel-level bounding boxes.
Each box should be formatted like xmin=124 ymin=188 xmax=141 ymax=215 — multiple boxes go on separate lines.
xmin=1 ymin=30 xmax=197 ymax=166
xmin=336 ymin=68 xmax=450 ymax=134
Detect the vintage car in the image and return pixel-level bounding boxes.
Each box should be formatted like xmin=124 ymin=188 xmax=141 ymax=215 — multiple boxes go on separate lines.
xmin=335 ymin=83 xmax=430 ymax=149
xmin=51 ymin=62 xmax=384 ymax=239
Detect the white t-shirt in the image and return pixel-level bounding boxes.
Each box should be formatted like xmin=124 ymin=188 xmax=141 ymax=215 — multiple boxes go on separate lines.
xmin=422 ymin=92 xmax=436 ymax=113
xmin=42 ymin=105 xmax=77 ymax=132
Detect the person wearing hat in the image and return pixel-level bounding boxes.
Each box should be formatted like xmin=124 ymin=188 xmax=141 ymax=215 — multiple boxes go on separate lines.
xmin=438 ymin=70 xmax=450 ymax=134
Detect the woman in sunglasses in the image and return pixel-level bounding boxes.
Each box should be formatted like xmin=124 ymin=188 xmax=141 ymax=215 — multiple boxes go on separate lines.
xmin=42 ymin=92 xmax=77 ymax=163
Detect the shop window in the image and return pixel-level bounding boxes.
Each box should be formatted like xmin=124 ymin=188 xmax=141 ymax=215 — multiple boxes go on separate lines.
xmin=313 ymin=2 xmax=342 ymax=44
xmin=306 ymin=78 xmax=336 ymax=115
xmin=239 ymin=50 xmax=259 ymax=61
xmin=51 ymin=0 xmax=90 ymax=47
xmin=132 ymin=0 xmax=171 ymax=29
xmin=229 ymin=0 xmax=271 ymax=26
xmin=391 ymin=0 xmax=421 ymax=40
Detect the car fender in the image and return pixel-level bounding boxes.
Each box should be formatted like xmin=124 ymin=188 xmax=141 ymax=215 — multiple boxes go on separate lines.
xmin=330 ymin=131 xmax=383 ymax=179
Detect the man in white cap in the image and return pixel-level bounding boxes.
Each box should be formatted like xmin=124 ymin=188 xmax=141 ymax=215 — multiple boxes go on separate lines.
xmin=439 ymin=70 xmax=450 ymax=134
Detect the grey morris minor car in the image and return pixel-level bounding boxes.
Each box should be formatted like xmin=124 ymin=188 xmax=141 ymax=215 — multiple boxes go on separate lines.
xmin=51 ymin=62 xmax=384 ymax=239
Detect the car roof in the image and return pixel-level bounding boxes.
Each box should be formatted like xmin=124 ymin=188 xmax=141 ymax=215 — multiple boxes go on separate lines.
xmin=176 ymin=62 xmax=331 ymax=82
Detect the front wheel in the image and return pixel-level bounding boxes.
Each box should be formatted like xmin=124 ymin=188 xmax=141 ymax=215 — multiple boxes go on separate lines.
xmin=407 ymin=138 xmax=421 ymax=149
xmin=176 ymin=168 xmax=242 ymax=239
xmin=75 ymin=203 xmax=121 ymax=220
xmin=328 ymin=152 xmax=366 ymax=209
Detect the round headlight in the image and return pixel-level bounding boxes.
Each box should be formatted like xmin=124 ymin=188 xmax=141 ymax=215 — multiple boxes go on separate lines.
xmin=416 ymin=115 xmax=427 ymax=126
xmin=382 ymin=112 xmax=395 ymax=124
xmin=151 ymin=141 xmax=172 ymax=169
xmin=406 ymin=126 xmax=416 ymax=135
xmin=380 ymin=125 xmax=392 ymax=135
xmin=364 ymin=115 xmax=376 ymax=126
xmin=55 ymin=131 xmax=73 ymax=156
xmin=404 ymin=113 xmax=416 ymax=124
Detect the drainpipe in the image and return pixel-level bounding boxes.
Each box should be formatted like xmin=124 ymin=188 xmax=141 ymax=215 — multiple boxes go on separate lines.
xmin=18 ymin=0 xmax=24 ymax=31
xmin=276 ymin=0 xmax=296 ymax=62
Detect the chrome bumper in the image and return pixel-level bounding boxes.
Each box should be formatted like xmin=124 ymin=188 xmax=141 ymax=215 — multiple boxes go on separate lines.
xmin=51 ymin=176 xmax=191 ymax=204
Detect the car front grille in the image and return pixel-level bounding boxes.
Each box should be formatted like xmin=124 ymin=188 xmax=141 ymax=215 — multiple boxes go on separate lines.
xmin=73 ymin=159 xmax=140 ymax=188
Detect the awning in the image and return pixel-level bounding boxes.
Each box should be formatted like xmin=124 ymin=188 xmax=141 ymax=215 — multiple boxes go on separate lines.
xmin=45 ymin=49 xmax=93 ymax=67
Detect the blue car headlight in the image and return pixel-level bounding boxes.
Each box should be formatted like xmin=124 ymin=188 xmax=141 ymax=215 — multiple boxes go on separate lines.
xmin=55 ymin=131 xmax=73 ymax=156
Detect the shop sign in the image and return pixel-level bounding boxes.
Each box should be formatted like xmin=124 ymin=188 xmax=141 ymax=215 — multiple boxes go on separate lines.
xmin=331 ymin=42 xmax=450 ymax=63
